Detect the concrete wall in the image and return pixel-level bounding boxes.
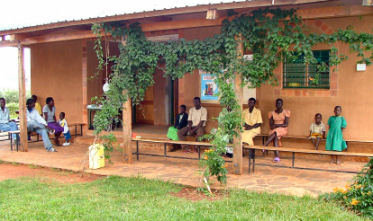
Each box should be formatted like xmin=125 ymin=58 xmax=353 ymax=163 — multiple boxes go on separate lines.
xmin=256 ymin=15 xmax=373 ymax=141
xmin=31 ymin=40 xmax=83 ymax=124
xmin=176 ymin=15 xmax=373 ymax=141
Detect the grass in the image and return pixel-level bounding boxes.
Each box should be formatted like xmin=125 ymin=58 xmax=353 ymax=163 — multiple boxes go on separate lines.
xmin=0 ymin=176 xmax=368 ymax=221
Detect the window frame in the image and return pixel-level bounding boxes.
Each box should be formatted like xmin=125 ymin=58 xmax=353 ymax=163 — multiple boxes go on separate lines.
xmin=283 ymin=50 xmax=330 ymax=89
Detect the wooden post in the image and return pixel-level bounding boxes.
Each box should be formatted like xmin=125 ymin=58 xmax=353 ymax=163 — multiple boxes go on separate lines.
xmin=233 ymin=36 xmax=244 ymax=175
xmin=122 ymin=98 xmax=132 ymax=163
xmin=81 ymin=40 xmax=88 ymax=131
xmin=17 ymin=43 xmax=28 ymax=152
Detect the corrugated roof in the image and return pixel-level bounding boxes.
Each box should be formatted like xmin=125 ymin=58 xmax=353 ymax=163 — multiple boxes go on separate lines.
xmin=0 ymin=0 xmax=246 ymax=32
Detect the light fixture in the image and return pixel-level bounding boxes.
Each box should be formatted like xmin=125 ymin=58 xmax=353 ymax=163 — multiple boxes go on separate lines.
xmin=103 ymin=79 xmax=110 ymax=93
xmin=206 ymin=9 xmax=217 ymax=20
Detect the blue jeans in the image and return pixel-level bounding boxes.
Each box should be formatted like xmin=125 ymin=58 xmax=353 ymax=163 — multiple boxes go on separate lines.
xmin=27 ymin=122 xmax=53 ymax=151
xmin=0 ymin=122 xmax=18 ymax=139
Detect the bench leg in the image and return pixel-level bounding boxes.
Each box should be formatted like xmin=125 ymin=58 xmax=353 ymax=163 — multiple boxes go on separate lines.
xmin=10 ymin=135 xmax=13 ymax=151
xmin=292 ymin=152 xmax=295 ymax=168
xmin=164 ymin=143 xmax=167 ymax=157
xmin=198 ymin=146 xmax=201 ymax=159
xmin=80 ymin=124 xmax=83 ymax=136
xmin=248 ymin=149 xmax=251 ymax=174
xmin=252 ymin=149 xmax=256 ymax=173
xmin=136 ymin=141 xmax=139 ymax=160
xmin=16 ymin=137 xmax=19 ymax=152
xmin=75 ymin=126 xmax=77 ymax=137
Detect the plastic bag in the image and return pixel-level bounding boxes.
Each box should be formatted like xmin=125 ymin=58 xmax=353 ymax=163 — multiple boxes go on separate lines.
xmin=167 ymin=127 xmax=179 ymax=141
xmin=89 ymin=144 xmax=105 ymax=169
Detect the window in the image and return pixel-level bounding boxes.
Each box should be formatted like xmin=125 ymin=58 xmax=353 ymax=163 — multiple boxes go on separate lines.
xmin=283 ymin=50 xmax=330 ymax=89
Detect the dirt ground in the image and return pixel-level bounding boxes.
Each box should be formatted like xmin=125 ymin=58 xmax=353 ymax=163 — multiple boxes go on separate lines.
xmin=0 ymin=162 xmax=227 ymax=201
xmin=0 ymin=162 xmax=102 ymax=184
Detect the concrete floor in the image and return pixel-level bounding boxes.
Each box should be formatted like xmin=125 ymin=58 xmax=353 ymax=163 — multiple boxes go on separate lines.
xmin=0 ymin=136 xmax=368 ymax=197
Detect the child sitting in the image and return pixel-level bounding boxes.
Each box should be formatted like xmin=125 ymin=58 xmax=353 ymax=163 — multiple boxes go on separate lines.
xmin=59 ymin=112 xmax=71 ymax=146
xmin=309 ymin=113 xmax=326 ymax=150
xmin=167 ymin=105 xmax=188 ymax=141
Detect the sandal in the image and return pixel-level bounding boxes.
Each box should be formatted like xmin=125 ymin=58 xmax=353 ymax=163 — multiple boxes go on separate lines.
xmin=273 ymin=157 xmax=280 ymax=163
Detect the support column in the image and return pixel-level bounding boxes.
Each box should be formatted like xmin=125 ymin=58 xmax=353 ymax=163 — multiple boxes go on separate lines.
xmin=82 ymin=40 xmax=88 ymax=131
xmin=233 ymin=36 xmax=243 ymax=175
xmin=17 ymin=43 xmax=28 ymax=152
xmin=122 ymin=98 xmax=132 ymax=163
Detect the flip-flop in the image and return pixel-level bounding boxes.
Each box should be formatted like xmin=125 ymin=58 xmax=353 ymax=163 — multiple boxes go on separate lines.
xmin=273 ymin=157 xmax=280 ymax=163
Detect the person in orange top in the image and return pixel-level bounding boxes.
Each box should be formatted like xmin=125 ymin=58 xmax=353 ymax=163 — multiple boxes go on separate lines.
xmin=264 ymin=98 xmax=290 ymax=163
xmin=31 ymin=95 xmax=42 ymax=116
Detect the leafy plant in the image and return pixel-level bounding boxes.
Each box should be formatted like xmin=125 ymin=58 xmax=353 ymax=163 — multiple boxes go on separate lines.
xmin=91 ymin=8 xmax=373 ymax=183
xmin=321 ymin=158 xmax=373 ymax=218
xmin=98 ymin=133 xmax=118 ymax=162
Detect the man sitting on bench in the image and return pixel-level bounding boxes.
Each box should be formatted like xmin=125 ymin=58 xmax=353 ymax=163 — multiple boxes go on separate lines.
xmin=26 ymin=98 xmax=57 ymax=152
xmin=0 ymin=98 xmax=18 ymax=141
xmin=178 ymin=97 xmax=207 ymax=152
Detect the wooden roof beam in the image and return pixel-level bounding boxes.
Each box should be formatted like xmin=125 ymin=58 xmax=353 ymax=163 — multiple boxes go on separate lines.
xmin=3 ymin=4 xmax=372 ymax=47
xmin=0 ymin=0 xmax=330 ymax=35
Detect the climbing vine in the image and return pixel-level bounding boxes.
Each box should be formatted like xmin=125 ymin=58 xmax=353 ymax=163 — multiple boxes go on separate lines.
xmin=92 ymin=8 xmax=373 ymax=184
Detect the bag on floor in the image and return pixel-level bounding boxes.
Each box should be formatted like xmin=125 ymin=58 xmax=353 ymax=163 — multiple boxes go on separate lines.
xmin=89 ymin=144 xmax=105 ymax=169
xmin=167 ymin=127 xmax=179 ymax=141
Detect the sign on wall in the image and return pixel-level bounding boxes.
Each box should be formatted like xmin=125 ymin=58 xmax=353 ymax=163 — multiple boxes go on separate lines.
xmin=200 ymin=71 xmax=219 ymax=102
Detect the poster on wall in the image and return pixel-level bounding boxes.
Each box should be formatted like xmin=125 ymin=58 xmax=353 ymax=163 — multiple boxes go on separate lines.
xmin=200 ymin=71 xmax=219 ymax=102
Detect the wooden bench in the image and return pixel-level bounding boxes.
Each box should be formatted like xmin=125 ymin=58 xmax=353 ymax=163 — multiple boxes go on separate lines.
xmin=132 ymin=137 xmax=232 ymax=162
xmin=244 ymin=145 xmax=373 ymax=174
xmin=69 ymin=123 xmax=85 ymax=137
xmin=8 ymin=130 xmax=45 ymax=151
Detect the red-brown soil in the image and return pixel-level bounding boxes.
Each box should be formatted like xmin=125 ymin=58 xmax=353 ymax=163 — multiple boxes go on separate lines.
xmin=171 ymin=187 xmax=228 ymax=201
xmin=0 ymin=162 xmax=103 ymax=184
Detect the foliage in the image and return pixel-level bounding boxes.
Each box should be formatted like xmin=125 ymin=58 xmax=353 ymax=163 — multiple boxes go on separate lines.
xmin=0 ymin=90 xmax=20 ymax=103
xmin=0 ymin=176 xmax=367 ymax=220
xmin=6 ymin=103 xmax=19 ymax=119
xmin=321 ymin=158 xmax=373 ymax=218
xmin=98 ymin=133 xmax=118 ymax=161
xmin=91 ymin=8 xmax=373 ymax=182
xmin=0 ymin=90 xmax=32 ymax=119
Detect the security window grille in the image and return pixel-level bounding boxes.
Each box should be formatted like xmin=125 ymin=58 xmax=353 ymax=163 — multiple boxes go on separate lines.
xmin=283 ymin=50 xmax=330 ymax=89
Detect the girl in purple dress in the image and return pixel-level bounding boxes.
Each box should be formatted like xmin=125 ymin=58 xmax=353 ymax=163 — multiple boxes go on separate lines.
xmin=43 ymin=97 xmax=64 ymax=146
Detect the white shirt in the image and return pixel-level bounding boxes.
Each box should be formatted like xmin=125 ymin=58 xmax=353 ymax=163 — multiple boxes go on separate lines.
xmin=27 ymin=108 xmax=47 ymax=126
xmin=59 ymin=119 xmax=69 ymax=134
xmin=188 ymin=107 xmax=207 ymax=127
xmin=0 ymin=107 xmax=10 ymax=124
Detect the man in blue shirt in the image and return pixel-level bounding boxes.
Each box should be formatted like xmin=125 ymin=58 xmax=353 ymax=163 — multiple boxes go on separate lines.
xmin=0 ymin=97 xmax=18 ymax=140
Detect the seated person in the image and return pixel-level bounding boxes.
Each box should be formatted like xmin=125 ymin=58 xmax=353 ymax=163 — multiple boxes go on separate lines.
xmin=0 ymin=98 xmax=18 ymax=140
xmin=309 ymin=113 xmax=326 ymax=150
xmin=167 ymin=105 xmax=188 ymax=141
xmin=178 ymin=97 xmax=207 ymax=151
xmin=59 ymin=112 xmax=71 ymax=146
xmin=264 ymin=98 xmax=290 ymax=163
xmin=43 ymin=97 xmax=64 ymax=146
xmin=31 ymin=95 xmax=42 ymax=116
xmin=242 ymin=98 xmax=263 ymax=146
xmin=26 ymin=98 xmax=57 ymax=152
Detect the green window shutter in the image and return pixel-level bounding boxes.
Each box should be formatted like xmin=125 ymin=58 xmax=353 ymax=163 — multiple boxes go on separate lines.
xmin=283 ymin=50 xmax=330 ymax=89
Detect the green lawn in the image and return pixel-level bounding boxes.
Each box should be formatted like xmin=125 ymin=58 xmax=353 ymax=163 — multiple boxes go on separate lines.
xmin=0 ymin=176 xmax=367 ymax=220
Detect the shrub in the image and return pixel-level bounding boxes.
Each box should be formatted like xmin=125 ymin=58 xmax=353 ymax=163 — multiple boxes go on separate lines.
xmin=321 ymin=158 xmax=373 ymax=218
xmin=6 ymin=103 xmax=19 ymax=119
xmin=0 ymin=90 xmax=19 ymax=103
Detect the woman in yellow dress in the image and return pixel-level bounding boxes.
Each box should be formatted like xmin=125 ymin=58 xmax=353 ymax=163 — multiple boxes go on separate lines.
xmin=242 ymin=98 xmax=262 ymax=147
xmin=264 ymin=98 xmax=290 ymax=163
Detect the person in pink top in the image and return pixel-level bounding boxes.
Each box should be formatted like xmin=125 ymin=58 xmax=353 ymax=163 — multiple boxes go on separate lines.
xmin=264 ymin=98 xmax=290 ymax=163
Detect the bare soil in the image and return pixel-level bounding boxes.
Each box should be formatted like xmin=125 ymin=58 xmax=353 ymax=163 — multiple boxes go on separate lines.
xmin=171 ymin=187 xmax=228 ymax=201
xmin=0 ymin=162 xmax=102 ymax=184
